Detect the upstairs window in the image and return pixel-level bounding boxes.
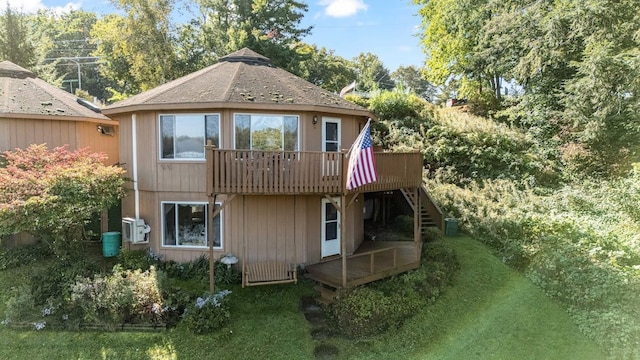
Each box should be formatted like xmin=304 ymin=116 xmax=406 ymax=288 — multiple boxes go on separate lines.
xmin=160 ymin=114 xmax=220 ymax=159
xmin=234 ymin=114 xmax=299 ymax=151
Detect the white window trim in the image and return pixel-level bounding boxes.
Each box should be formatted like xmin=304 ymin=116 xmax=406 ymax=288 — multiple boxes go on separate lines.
xmin=322 ymin=117 xmax=341 ymax=152
xmin=161 ymin=201 xmax=223 ymax=249
xmin=158 ymin=113 xmax=221 ymax=161
xmin=233 ymin=112 xmax=300 ymax=151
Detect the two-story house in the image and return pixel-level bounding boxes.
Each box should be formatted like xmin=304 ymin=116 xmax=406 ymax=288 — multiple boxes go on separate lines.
xmin=103 ymin=48 xmax=442 ymax=294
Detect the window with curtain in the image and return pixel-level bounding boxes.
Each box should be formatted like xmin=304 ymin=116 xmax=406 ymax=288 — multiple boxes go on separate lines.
xmin=160 ymin=114 xmax=220 ymax=159
xmin=162 ymin=202 xmax=222 ymax=248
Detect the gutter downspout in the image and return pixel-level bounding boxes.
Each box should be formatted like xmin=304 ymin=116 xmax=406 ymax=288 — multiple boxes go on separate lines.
xmin=132 ymin=113 xmax=140 ymax=219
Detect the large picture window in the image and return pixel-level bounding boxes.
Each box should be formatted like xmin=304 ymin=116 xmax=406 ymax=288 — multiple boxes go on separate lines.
xmin=234 ymin=114 xmax=298 ymax=151
xmin=160 ymin=114 xmax=220 ymax=159
xmin=162 ymin=202 xmax=222 ymax=248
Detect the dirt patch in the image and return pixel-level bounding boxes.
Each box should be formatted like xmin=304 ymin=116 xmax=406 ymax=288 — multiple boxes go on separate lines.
xmin=313 ymin=344 xmax=339 ymax=360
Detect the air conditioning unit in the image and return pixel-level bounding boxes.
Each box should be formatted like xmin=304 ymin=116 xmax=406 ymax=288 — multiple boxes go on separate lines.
xmin=122 ymin=217 xmax=149 ymax=244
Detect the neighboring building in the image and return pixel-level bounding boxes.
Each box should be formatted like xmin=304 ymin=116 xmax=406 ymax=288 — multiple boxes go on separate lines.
xmin=0 ymin=60 xmax=120 ymax=247
xmin=0 ymin=61 xmax=118 ymax=164
xmin=103 ymin=48 xmax=442 ymax=294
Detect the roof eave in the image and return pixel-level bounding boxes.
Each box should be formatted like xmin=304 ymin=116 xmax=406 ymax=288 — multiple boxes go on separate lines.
xmin=102 ymin=102 xmax=375 ymax=119
xmin=0 ymin=112 xmax=117 ymax=124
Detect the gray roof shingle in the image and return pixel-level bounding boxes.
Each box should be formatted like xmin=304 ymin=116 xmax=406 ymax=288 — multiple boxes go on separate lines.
xmin=104 ymin=48 xmax=371 ymax=117
xmin=0 ymin=61 xmax=110 ymax=121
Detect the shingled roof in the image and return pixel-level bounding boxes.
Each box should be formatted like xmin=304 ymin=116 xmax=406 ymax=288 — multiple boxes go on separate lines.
xmin=0 ymin=61 xmax=110 ymax=122
xmin=103 ymin=48 xmax=372 ymax=118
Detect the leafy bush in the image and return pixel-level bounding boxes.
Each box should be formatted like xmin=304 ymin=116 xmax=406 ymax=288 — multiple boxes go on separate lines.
xmin=159 ymin=255 xmax=209 ymax=281
xmin=368 ymin=90 xmax=427 ymax=121
xmin=328 ymin=241 xmax=460 ymax=338
xmin=3 ymin=285 xmax=37 ymax=323
xmin=117 ymin=248 xmax=161 ymax=271
xmin=182 ymin=290 xmax=232 ymax=334
xmin=327 ymin=287 xmax=412 ymax=338
xmin=426 ymin=175 xmax=640 ymax=357
xmin=214 ymin=261 xmax=241 ymax=285
xmin=0 ymin=242 xmax=51 ymax=270
xmin=422 ymin=227 xmax=443 ymax=243
xmin=69 ymin=265 xmax=166 ymax=329
xmin=30 ymin=259 xmax=103 ymax=305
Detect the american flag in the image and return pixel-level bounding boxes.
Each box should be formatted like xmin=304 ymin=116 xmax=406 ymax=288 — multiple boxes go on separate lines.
xmin=346 ymin=120 xmax=377 ymax=190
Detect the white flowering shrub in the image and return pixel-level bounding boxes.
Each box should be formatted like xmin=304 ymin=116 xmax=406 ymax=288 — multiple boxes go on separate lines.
xmin=69 ymin=265 xmax=165 ymax=329
xmin=182 ymin=290 xmax=231 ymax=334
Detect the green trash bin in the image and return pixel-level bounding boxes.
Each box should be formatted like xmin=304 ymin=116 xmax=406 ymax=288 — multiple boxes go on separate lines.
xmin=445 ymin=218 xmax=458 ymax=237
xmin=102 ymin=231 xmax=121 ymax=257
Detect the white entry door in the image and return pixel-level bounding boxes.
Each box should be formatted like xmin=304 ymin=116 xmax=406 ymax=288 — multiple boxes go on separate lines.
xmin=322 ymin=117 xmax=341 ymax=176
xmin=321 ymin=198 xmax=341 ymax=257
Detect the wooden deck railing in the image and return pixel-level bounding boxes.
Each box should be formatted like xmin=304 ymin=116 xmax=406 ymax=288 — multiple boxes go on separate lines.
xmin=347 ymin=246 xmax=398 ymax=274
xmin=205 ymin=147 xmax=423 ymax=195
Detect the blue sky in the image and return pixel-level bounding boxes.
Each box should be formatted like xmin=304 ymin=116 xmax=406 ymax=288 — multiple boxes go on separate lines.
xmin=10 ymin=0 xmax=426 ymax=71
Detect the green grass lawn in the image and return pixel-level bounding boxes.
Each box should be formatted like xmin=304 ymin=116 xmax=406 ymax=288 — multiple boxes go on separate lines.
xmin=0 ymin=237 xmax=605 ymax=359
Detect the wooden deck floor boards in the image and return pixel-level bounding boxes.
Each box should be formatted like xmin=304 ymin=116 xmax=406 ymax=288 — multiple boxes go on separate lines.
xmin=305 ymin=241 xmax=420 ymax=288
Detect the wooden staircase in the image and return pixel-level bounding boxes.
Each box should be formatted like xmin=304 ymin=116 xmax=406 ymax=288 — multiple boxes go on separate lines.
xmin=314 ymin=284 xmax=338 ymax=305
xmin=400 ymin=183 xmax=445 ymax=235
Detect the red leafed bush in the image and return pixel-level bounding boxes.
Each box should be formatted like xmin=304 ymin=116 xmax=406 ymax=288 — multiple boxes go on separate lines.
xmin=0 ymin=144 xmax=126 ymax=258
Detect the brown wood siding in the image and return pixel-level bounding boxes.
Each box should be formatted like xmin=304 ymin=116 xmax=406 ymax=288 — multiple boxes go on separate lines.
xmin=0 ymin=117 xmax=117 ymax=165
xmin=115 ymin=114 xmax=133 ymax=187
xmin=150 ymin=194 xmax=362 ymax=266
xmin=134 ymin=112 xmax=158 ymax=191
xmin=0 ymin=119 xmax=8 ymax=151
xmin=113 ymin=109 xmax=373 ymax=266
xmin=76 ymin=122 xmax=119 ymax=165
xmin=1 ymin=118 xmax=77 ymax=151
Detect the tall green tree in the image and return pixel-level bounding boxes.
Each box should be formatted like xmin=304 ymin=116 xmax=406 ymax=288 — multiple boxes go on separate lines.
xmin=416 ymin=0 xmax=640 ymax=175
xmin=352 ymin=52 xmax=393 ymax=92
xmin=92 ymin=0 xmax=179 ymax=98
xmin=295 ymin=44 xmax=356 ymax=93
xmin=196 ymin=0 xmax=312 ymax=70
xmin=0 ymin=5 xmax=35 ymax=68
xmin=414 ymin=0 xmax=503 ymax=104
xmin=30 ymin=10 xmax=111 ymax=99
xmin=391 ymin=65 xmax=436 ymax=101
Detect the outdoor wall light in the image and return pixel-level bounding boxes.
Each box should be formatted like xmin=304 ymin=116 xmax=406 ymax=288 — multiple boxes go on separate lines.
xmin=312 ymin=115 xmax=318 ymax=125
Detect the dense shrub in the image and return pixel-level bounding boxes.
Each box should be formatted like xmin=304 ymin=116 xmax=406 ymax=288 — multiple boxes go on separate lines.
xmin=117 ymin=248 xmax=161 ymax=271
xmin=426 ymin=175 xmax=640 ymax=357
xmin=69 ymin=265 xmax=166 ymax=329
xmin=30 ymin=259 xmax=104 ymax=305
xmin=3 ymin=285 xmax=37 ymax=323
xmin=368 ymin=91 xmax=427 ymax=121
xmin=214 ymin=261 xmax=241 ymax=285
xmin=0 ymin=242 xmax=51 ymax=270
xmin=327 ymin=287 xmax=412 ymax=338
xmin=159 ymin=255 xmax=209 ymax=281
xmin=328 ymin=241 xmax=460 ymax=338
xmin=422 ymin=110 xmax=557 ymax=183
xmin=182 ymin=290 xmax=232 ymax=334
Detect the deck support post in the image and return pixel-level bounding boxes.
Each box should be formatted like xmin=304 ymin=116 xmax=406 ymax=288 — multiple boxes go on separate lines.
xmin=414 ymin=187 xmax=421 ymax=262
xmin=341 ymin=192 xmax=347 ymax=288
xmin=208 ymin=194 xmax=217 ymax=294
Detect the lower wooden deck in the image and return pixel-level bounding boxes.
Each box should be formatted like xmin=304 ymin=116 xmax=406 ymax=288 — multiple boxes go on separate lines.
xmin=305 ymin=241 xmax=421 ymax=289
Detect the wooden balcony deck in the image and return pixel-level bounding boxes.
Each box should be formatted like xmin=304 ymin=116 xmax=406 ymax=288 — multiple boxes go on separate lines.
xmin=304 ymin=241 xmax=421 ymax=289
xmin=205 ymin=147 xmax=423 ymax=195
